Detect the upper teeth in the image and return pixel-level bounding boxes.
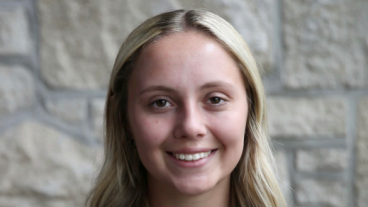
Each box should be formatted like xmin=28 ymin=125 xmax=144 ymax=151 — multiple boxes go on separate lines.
xmin=174 ymin=151 xmax=212 ymax=161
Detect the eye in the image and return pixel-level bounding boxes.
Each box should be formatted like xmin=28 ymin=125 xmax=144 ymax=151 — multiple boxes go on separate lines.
xmin=151 ymin=99 xmax=171 ymax=107
xmin=207 ymin=96 xmax=226 ymax=105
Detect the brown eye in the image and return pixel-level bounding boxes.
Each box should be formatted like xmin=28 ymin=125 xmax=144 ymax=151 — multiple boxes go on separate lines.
xmin=209 ymin=97 xmax=222 ymax=104
xmin=154 ymin=99 xmax=168 ymax=107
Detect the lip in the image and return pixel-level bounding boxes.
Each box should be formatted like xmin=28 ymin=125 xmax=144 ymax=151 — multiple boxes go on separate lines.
xmin=168 ymin=148 xmax=216 ymax=154
xmin=166 ymin=149 xmax=218 ymax=168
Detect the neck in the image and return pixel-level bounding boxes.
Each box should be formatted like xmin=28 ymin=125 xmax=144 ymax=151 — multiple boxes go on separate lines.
xmin=147 ymin=175 xmax=231 ymax=207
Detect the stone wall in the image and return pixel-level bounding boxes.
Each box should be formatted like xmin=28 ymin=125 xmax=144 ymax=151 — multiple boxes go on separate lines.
xmin=0 ymin=0 xmax=367 ymax=206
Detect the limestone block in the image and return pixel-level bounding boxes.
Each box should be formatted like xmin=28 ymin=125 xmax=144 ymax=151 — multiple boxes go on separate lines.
xmin=0 ymin=198 xmax=34 ymax=207
xmin=38 ymin=0 xmax=174 ymax=90
xmin=273 ymin=151 xmax=291 ymax=205
xmin=0 ymin=5 xmax=31 ymax=55
xmin=45 ymin=99 xmax=87 ymax=124
xmin=38 ymin=0 xmax=115 ymax=90
xmin=267 ymin=98 xmax=346 ymax=138
xmin=355 ymin=97 xmax=368 ymax=207
xmin=38 ymin=0 xmax=274 ymax=90
xmin=91 ymin=98 xmax=105 ymax=142
xmin=0 ymin=65 xmax=34 ymax=115
xmin=296 ymin=178 xmax=345 ymax=207
xmin=0 ymin=122 xmax=102 ymax=206
xmin=296 ymin=149 xmax=347 ymax=172
xmin=282 ymin=0 xmax=367 ymax=89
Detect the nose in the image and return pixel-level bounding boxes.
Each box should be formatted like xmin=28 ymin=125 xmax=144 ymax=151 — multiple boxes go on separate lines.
xmin=173 ymin=102 xmax=207 ymax=139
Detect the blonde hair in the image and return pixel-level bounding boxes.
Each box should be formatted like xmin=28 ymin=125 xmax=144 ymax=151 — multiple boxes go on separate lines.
xmin=86 ymin=9 xmax=286 ymax=207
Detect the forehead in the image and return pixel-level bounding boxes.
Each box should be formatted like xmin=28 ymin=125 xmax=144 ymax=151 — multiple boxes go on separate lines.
xmin=129 ymin=31 xmax=245 ymax=91
xmin=147 ymin=31 xmax=219 ymax=55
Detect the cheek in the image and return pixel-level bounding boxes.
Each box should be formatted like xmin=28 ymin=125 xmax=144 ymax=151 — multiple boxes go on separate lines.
xmin=213 ymin=109 xmax=247 ymax=140
xmin=223 ymin=112 xmax=246 ymax=173
xmin=210 ymin=107 xmax=247 ymax=160
xmin=128 ymin=107 xmax=171 ymax=151
xmin=128 ymin=108 xmax=170 ymax=172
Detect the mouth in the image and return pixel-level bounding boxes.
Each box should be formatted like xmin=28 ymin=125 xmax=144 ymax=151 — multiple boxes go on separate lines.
xmin=167 ymin=149 xmax=217 ymax=161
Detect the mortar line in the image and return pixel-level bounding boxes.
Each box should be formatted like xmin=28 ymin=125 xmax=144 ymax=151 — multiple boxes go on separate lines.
xmin=346 ymin=97 xmax=358 ymax=207
xmin=273 ymin=0 xmax=295 ymax=205
xmin=273 ymin=138 xmax=346 ymax=149
xmin=275 ymin=0 xmax=284 ymax=88
xmin=33 ymin=105 xmax=94 ymax=145
xmin=264 ymin=0 xmax=284 ymax=94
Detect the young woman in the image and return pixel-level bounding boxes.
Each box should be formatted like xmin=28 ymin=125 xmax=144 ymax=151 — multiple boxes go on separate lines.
xmin=86 ymin=9 xmax=286 ymax=207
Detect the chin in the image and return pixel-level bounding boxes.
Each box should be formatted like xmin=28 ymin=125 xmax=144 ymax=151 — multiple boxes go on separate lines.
xmin=172 ymin=178 xmax=215 ymax=196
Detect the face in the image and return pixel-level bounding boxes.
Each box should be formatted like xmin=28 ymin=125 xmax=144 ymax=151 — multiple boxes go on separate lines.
xmin=127 ymin=31 xmax=248 ymax=196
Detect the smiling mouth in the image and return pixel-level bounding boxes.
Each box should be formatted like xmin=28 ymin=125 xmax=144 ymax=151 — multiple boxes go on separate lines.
xmin=167 ymin=149 xmax=217 ymax=161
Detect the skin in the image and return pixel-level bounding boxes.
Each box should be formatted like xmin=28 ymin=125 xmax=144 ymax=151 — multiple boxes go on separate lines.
xmin=127 ymin=31 xmax=248 ymax=207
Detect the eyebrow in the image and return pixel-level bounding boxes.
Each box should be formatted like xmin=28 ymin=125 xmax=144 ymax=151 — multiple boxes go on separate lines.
xmin=139 ymin=86 xmax=176 ymax=96
xmin=138 ymin=81 xmax=234 ymax=96
xmin=200 ymin=81 xmax=234 ymax=90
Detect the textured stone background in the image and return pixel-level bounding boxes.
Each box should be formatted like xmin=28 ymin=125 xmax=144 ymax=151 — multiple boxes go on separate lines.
xmin=0 ymin=0 xmax=367 ymax=206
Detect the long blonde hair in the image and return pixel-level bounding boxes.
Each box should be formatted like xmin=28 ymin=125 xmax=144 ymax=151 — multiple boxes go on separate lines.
xmin=86 ymin=9 xmax=286 ymax=207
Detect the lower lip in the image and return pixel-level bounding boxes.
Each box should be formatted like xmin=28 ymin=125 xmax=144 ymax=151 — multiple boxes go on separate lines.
xmin=167 ymin=150 xmax=217 ymax=168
